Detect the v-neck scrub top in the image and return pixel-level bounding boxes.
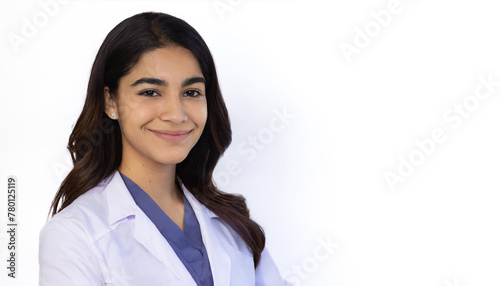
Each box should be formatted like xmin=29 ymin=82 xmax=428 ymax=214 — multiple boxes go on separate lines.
xmin=119 ymin=172 xmax=214 ymax=286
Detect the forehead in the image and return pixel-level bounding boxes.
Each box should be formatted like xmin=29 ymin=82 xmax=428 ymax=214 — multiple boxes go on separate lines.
xmin=125 ymin=46 xmax=203 ymax=81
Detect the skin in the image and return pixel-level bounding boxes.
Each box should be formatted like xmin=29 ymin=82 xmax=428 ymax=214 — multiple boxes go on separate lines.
xmin=104 ymin=46 xmax=208 ymax=231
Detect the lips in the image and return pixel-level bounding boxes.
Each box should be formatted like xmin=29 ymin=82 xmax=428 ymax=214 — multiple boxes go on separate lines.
xmin=149 ymin=129 xmax=192 ymax=142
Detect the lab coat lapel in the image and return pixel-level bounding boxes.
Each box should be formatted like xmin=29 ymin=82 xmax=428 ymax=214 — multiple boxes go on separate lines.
xmin=133 ymin=210 xmax=196 ymax=284
xmin=105 ymin=171 xmax=196 ymax=285
xmin=183 ymin=189 xmax=232 ymax=286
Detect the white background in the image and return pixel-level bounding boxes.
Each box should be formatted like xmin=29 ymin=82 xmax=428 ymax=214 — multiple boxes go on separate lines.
xmin=1 ymin=0 xmax=500 ymax=285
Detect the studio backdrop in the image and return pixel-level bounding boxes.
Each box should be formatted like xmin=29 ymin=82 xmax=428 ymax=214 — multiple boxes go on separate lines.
xmin=1 ymin=0 xmax=500 ymax=285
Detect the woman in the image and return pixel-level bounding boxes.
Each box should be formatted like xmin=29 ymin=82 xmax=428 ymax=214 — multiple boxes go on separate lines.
xmin=39 ymin=12 xmax=286 ymax=286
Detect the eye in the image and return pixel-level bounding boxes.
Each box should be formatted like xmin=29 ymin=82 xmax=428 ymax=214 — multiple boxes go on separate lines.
xmin=139 ymin=89 xmax=160 ymax=97
xmin=183 ymin=89 xmax=202 ymax=98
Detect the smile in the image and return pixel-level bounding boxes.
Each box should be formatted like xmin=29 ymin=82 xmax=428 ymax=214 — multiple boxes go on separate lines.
xmin=149 ymin=129 xmax=192 ymax=142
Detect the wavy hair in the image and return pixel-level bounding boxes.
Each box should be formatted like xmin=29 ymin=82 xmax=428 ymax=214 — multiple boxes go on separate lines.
xmin=50 ymin=12 xmax=265 ymax=267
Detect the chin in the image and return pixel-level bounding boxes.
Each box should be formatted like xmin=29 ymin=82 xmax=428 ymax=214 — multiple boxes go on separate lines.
xmin=156 ymin=154 xmax=190 ymax=165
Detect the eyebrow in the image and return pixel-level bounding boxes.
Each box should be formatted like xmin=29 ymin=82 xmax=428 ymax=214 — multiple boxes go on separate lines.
xmin=182 ymin=77 xmax=206 ymax=87
xmin=130 ymin=77 xmax=205 ymax=87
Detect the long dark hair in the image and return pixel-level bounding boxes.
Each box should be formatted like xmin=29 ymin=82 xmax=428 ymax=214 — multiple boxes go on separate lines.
xmin=50 ymin=12 xmax=265 ymax=267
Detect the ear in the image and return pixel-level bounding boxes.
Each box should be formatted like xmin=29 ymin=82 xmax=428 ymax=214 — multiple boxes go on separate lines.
xmin=104 ymin=87 xmax=118 ymax=120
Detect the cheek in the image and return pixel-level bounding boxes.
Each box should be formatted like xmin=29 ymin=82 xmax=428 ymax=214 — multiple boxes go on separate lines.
xmin=119 ymin=103 xmax=155 ymax=127
xmin=187 ymin=100 xmax=208 ymax=128
xmin=199 ymin=103 xmax=208 ymax=128
xmin=133 ymin=108 xmax=154 ymax=122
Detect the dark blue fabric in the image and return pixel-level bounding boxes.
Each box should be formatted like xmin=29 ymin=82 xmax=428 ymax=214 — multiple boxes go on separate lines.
xmin=119 ymin=172 xmax=214 ymax=286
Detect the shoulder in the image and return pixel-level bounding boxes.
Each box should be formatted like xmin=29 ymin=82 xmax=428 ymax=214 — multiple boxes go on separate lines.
xmin=183 ymin=186 xmax=287 ymax=284
xmin=255 ymin=247 xmax=288 ymax=285
xmin=40 ymin=171 xmax=125 ymax=245
xmin=42 ymin=181 xmax=108 ymax=236
xmin=39 ymin=172 xmax=131 ymax=285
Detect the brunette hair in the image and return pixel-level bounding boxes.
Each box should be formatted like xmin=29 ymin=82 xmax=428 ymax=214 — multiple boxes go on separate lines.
xmin=50 ymin=12 xmax=265 ymax=267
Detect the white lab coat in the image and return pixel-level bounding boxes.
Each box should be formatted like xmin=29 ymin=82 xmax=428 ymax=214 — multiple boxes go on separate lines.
xmin=39 ymin=170 xmax=286 ymax=286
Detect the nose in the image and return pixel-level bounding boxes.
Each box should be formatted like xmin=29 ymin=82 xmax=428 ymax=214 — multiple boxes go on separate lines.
xmin=159 ymin=94 xmax=188 ymax=123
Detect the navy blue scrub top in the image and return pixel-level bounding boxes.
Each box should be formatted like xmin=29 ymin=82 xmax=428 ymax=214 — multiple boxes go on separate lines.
xmin=119 ymin=172 xmax=214 ymax=286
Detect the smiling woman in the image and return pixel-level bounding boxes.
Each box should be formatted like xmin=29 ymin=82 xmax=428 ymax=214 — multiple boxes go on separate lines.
xmin=39 ymin=12 xmax=286 ymax=286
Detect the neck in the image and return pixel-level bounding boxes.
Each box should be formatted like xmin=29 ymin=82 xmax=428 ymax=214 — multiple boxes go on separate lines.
xmin=118 ymin=156 xmax=181 ymax=204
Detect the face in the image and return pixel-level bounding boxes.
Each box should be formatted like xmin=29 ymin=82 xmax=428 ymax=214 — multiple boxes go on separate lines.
xmin=105 ymin=46 xmax=207 ymax=168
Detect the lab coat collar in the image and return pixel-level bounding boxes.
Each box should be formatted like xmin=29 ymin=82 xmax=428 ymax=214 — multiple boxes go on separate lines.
xmin=102 ymin=170 xmax=233 ymax=285
xmin=103 ymin=170 xmax=220 ymax=225
xmin=103 ymin=171 xmax=196 ymax=283
xmin=103 ymin=170 xmax=138 ymax=226
xmin=181 ymin=184 xmax=219 ymax=219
